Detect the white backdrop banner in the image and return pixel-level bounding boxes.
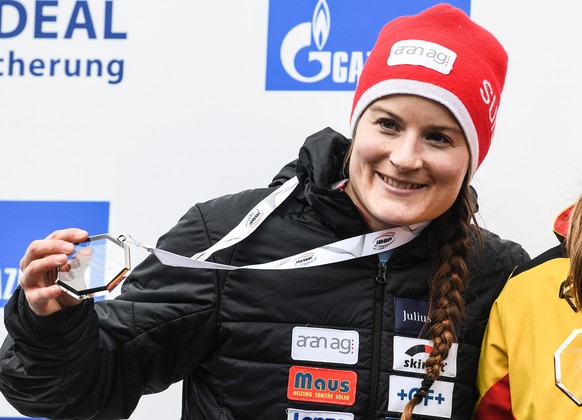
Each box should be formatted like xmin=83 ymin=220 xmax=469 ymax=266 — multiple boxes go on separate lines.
xmin=1 ymin=0 xmax=581 ymax=418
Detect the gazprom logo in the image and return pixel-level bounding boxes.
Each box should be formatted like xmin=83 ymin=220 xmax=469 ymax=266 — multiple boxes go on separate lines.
xmin=279 ymin=0 xmax=336 ymax=83
xmin=267 ymin=0 xmax=367 ymax=90
xmin=266 ymin=0 xmax=471 ymax=91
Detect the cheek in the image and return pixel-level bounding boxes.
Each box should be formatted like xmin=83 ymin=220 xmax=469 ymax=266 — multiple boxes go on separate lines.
xmin=350 ymin=137 xmax=384 ymax=168
xmin=439 ymin=164 xmax=469 ymax=200
xmin=438 ymin=150 xmax=470 ymax=185
xmin=349 ymin=147 xmax=376 ymax=184
xmin=443 ymin=166 xmax=467 ymax=186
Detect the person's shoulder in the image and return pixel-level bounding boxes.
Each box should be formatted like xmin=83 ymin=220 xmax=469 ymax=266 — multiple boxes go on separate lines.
xmin=478 ymin=227 xmax=531 ymax=265
xmin=171 ymin=187 xmax=277 ymax=238
xmin=494 ymin=244 xmax=568 ymax=307
xmin=510 ymin=243 xmax=565 ymax=279
xmin=198 ymin=186 xmax=274 ymax=213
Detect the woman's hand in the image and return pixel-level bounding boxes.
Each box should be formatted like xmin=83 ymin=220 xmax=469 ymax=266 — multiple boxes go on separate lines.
xmin=19 ymin=228 xmax=89 ymax=316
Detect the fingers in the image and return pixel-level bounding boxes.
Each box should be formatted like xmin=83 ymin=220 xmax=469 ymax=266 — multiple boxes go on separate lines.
xmin=27 ymin=283 xmax=62 ymax=303
xmin=20 ymin=228 xmax=88 ymax=271
xmin=46 ymin=228 xmax=89 ymax=242
xmin=17 ymin=228 xmax=88 ymax=316
xmin=20 ymin=255 xmax=65 ymax=289
xmin=20 ymin=241 xmax=72 ymax=273
xmin=24 ymin=284 xmax=68 ymax=317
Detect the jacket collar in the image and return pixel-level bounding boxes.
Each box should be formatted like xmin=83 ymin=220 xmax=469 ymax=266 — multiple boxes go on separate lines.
xmin=271 ymin=127 xmax=370 ymax=236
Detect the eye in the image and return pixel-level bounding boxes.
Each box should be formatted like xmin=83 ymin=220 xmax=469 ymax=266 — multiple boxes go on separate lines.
xmin=425 ymin=132 xmax=452 ymax=145
xmin=377 ymin=118 xmax=399 ymax=132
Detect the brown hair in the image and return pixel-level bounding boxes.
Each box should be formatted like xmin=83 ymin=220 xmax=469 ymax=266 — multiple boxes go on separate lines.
xmin=400 ymin=175 xmax=479 ymax=420
xmin=566 ymin=194 xmax=582 ymax=309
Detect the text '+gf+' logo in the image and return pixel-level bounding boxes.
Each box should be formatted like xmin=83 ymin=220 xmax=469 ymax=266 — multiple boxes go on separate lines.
xmin=397 ymin=387 xmax=446 ymax=407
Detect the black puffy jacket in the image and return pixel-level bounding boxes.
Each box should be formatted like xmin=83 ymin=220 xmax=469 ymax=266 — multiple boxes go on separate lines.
xmin=0 ymin=128 xmax=529 ymax=419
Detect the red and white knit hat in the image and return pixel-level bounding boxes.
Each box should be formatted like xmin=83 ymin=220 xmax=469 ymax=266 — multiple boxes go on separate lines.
xmin=350 ymin=3 xmax=508 ymax=176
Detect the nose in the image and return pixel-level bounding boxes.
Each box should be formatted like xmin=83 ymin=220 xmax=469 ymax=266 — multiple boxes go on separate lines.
xmin=388 ymin=134 xmax=423 ymax=171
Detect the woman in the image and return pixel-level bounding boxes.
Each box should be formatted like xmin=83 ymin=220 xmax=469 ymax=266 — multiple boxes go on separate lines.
xmin=475 ymin=197 xmax=582 ymax=419
xmin=0 ymin=5 xmax=528 ymax=420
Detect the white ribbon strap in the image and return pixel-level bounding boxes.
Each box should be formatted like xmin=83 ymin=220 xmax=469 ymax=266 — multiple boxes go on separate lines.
xmin=191 ymin=176 xmax=299 ymax=261
xmin=144 ymin=222 xmax=428 ymax=271
xmin=135 ymin=176 xmax=430 ymax=271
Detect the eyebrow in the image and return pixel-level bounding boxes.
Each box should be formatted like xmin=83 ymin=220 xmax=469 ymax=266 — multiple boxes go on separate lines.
xmin=367 ymin=104 xmax=464 ymax=135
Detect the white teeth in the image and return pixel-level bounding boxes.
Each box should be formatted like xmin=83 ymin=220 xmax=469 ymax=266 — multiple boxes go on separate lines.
xmin=382 ymin=175 xmax=420 ymax=189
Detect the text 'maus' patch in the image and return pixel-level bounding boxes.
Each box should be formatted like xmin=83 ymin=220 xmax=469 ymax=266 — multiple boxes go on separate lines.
xmin=287 ymin=366 xmax=357 ymax=406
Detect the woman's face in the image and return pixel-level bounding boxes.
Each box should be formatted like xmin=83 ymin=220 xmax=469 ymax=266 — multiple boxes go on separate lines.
xmin=345 ymin=94 xmax=470 ymax=231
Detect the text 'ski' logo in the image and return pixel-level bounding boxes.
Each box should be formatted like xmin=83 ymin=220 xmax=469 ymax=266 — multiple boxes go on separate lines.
xmin=280 ymin=0 xmax=331 ymax=83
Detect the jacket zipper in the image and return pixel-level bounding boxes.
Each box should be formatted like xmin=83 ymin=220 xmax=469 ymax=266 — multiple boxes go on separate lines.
xmin=368 ymin=260 xmax=388 ymax=420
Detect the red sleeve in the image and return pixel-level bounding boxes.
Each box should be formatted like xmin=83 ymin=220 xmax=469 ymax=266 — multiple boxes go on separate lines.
xmin=474 ymin=373 xmax=514 ymax=420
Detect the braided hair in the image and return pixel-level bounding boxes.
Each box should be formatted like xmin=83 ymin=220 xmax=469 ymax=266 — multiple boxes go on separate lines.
xmin=400 ymin=175 xmax=480 ymax=420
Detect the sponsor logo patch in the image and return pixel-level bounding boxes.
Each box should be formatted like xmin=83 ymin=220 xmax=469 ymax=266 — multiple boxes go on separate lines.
xmin=287 ymin=366 xmax=357 ymax=406
xmin=387 ymin=39 xmax=457 ymax=75
xmin=287 ymin=408 xmax=354 ymax=420
xmin=393 ymin=297 xmax=430 ymax=335
xmin=388 ymin=375 xmax=453 ymax=418
xmin=291 ymin=326 xmax=359 ymax=365
xmin=373 ymin=232 xmax=395 ymax=250
xmin=293 ymin=252 xmax=317 ymax=267
xmin=245 ymin=208 xmax=263 ymax=228
xmin=393 ymin=336 xmax=458 ymax=378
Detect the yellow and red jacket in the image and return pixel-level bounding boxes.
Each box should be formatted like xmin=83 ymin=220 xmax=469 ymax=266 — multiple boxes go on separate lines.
xmin=475 ymin=243 xmax=582 ymax=419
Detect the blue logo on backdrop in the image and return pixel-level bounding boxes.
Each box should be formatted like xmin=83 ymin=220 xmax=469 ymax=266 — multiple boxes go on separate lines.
xmin=0 ymin=0 xmax=127 ymax=84
xmin=0 ymin=201 xmax=109 ymax=307
xmin=266 ymin=0 xmax=471 ymax=91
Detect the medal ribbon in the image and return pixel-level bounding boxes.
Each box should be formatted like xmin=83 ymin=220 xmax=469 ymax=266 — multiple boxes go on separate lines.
xmin=137 ymin=176 xmax=429 ymax=271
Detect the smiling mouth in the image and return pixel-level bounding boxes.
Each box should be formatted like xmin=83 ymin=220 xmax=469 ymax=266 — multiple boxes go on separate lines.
xmin=381 ymin=175 xmax=424 ymax=189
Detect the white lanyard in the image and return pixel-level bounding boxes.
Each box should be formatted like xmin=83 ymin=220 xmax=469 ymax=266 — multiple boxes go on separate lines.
xmin=192 ymin=176 xmax=300 ymax=261
xmin=139 ymin=177 xmax=429 ymax=271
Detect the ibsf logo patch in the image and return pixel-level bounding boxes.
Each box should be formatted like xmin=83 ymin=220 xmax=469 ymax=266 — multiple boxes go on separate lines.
xmin=245 ymin=208 xmax=263 ymax=228
xmin=373 ymin=232 xmax=395 ymax=250
xmin=266 ymin=0 xmax=471 ymax=91
xmin=294 ymin=252 xmax=316 ymax=267
xmin=287 ymin=366 xmax=357 ymax=406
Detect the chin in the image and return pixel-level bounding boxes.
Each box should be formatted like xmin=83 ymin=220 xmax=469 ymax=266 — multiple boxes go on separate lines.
xmin=376 ymin=210 xmax=420 ymax=228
